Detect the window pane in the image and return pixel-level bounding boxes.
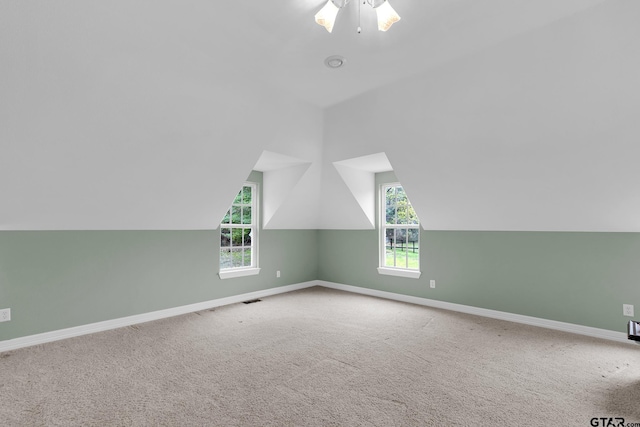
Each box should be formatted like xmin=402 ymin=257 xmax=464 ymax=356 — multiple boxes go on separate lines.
xmin=243 ymin=248 xmax=252 ymax=267
xmin=220 ymin=228 xmax=231 ymax=247
xmin=408 ymin=229 xmax=419 ymax=247
xmin=386 ymin=186 xmax=396 ymax=199
xmin=397 ymin=228 xmax=407 ymax=252
xmin=402 ymin=228 xmax=410 ymax=268
xmin=386 ymin=206 xmax=396 ymax=225
xmin=231 ymin=228 xmax=243 ymax=246
xmin=243 ymin=228 xmax=252 ymax=246
xmin=242 ymin=186 xmax=252 ymax=204
xmin=396 ymin=204 xmax=408 ymax=224
xmin=385 ymin=228 xmax=396 ymax=267
xmin=231 ymin=206 xmax=241 ymax=224
xmin=220 ymin=249 xmax=232 ymax=269
xmin=385 ymin=186 xmax=396 ymax=224
xmin=220 ymin=183 xmax=258 ymax=272
xmin=396 ymin=188 xmax=409 ymax=224
xmin=242 ymin=206 xmax=252 ymax=224
xmin=231 ymin=248 xmax=243 ymax=268
xmin=380 ymin=184 xmax=419 ymax=272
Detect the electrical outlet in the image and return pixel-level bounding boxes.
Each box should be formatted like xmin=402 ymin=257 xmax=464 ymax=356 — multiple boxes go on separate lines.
xmin=276 ymin=270 xmax=281 ymax=278
xmin=430 ymin=280 xmax=436 ymax=289
xmin=623 ymin=304 xmax=634 ymax=317
xmin=0 ymin=308 xmax=10 ymax=322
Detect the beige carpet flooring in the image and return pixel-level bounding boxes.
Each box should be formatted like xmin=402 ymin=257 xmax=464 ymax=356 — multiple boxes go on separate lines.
xmin=1 ymin=286 xmax=640 ymax=426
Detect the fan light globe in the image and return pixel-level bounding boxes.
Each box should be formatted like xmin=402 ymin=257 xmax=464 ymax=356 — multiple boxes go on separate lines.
xmin=314 ymin=0 xmax=400 ymax=33
xmin=315 ymin=0 xmax=340 ymax=33
xmin=375 ymin=1 xmax=401 ymax=32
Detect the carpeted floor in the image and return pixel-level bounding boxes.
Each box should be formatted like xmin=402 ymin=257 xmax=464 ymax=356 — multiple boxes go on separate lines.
xmin=1 ymin=286 xmax=640 ymax=426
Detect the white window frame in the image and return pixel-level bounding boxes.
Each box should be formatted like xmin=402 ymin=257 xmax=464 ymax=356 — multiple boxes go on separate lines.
xmin=219 ymin=182 xmax=261 ymax=280
xmin=377 ymin=182 xmax=421 ymax=279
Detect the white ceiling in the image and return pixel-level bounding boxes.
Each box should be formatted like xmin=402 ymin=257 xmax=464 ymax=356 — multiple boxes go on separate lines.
xmin=205 ymin=0 xmax=608 ymax=107
xmin=0 ymin=1 xmax=606 ymax=108
xmin=1 ymin=0 xmax=638 ymax=231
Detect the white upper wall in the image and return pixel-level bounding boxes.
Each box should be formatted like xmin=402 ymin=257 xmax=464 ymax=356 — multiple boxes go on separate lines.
xmin=1 ymin=1 xmax=638 ymax=232
xmin=0 ymin=2 xmax=324 ymax=230
xmin=323 ymin=0 xmax=640 ymax=231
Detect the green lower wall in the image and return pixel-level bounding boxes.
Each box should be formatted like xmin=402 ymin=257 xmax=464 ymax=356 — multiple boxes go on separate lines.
xmin=0 ymin=229 xmax=318 ymax=341
xmin=318 ymin=229 xmax=640 ymax=333
xmin=3 ymin=227 xmax=639 ymax=342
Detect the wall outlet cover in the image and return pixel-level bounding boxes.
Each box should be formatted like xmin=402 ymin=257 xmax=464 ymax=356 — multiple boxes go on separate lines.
xmin=623 ymin=304 xmax=634 ymax=317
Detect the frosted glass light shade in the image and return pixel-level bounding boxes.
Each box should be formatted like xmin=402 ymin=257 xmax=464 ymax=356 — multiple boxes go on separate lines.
xmin=375 ymin=0 xmax=401 ymax=31
xmin=315 ymin=0 xmax=340 ymax=33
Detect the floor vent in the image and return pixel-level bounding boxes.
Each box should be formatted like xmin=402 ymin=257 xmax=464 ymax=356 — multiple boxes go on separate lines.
xmin=242 ymin=299 xmax=262 ymax=305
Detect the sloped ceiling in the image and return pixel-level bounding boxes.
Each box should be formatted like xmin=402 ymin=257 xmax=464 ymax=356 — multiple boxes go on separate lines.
xmin=331 ymin=153 xmax=393 ymax=228
xmin=323 ymin=0 xmax=640 ymax=231
xmin=253 ymin=151 xmax=313 ymax=229
xmin=1 ymin=0 xmax=637 ymax=231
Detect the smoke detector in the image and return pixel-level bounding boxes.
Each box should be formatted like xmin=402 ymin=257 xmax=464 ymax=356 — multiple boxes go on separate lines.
xmin=324 ymin=55 xmax=346 ymax=69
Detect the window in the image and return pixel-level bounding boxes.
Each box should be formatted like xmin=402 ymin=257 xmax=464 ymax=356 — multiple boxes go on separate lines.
xmin=378 ymin=183 xmax=421 ymax=279
xmin=219 ymin=183 xmax=260 ymax=279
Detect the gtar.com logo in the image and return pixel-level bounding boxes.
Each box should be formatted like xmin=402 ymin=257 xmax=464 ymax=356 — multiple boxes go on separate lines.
xmin=590 ymin=418 xmax=624 ymax=427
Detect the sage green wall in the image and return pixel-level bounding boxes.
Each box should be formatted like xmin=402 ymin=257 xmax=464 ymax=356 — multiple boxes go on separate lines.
xmin=318 ymin=170 xmax=640 ymax=333
xmin=0 ymin=170 xmax=318 ymax=341
xmin=4 ymin=228 xmax=636 ymax=340
xmin=3 ymin=169 xmax=639 ymax=343
xmin=0 ymin=229 xmax=317 ymax=341
xmin=318 ymin=230 xmax=640 ymax=332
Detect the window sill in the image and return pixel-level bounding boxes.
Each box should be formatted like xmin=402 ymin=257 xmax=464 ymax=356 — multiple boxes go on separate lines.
xmin=377 ymin=267 xmax=421 ymax=279
xmin=219 ymin=267 xmax=261 ymax=280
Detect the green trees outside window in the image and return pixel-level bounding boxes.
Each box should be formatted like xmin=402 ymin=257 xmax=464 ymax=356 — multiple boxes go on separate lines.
xmin=382 ymin=184 xmax=420 ymax=270
xmin=220 ymin=184 xmax=256 ymax=270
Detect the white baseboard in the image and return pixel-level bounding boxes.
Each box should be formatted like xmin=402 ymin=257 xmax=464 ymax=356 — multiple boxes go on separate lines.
xmin=2 ymin=280 xmax=631 ymax=352
xmin=0 ymin=281 xmax=317 ymax=353
xmin=317 ymin=281 xmax=630 ymax=345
